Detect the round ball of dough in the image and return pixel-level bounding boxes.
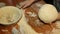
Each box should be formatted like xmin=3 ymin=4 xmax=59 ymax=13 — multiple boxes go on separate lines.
xmin=38 ymin=4 xmax=58 ymax=23
xmin=0 ymin=6 xmax=23 ymax=25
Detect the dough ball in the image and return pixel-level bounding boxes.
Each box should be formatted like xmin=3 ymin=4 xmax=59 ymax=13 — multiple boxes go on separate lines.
xmin=38 ymin=4 xmax=58 ymax=23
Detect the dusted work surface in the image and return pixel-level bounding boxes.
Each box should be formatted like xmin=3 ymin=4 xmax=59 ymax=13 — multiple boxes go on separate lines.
xmin=24 ymin=3 xmax=55 ymax=34
xmin=18 ymin=0 xmax=60 ymax=34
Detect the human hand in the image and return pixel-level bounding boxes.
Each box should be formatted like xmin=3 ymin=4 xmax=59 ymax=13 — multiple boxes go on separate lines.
xmin=20 ymin=0 xmax=35 ymax=9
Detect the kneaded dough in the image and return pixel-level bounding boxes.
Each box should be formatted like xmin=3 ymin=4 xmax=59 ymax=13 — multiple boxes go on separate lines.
xmin=38 ymin=4 xmax=58 ymax=23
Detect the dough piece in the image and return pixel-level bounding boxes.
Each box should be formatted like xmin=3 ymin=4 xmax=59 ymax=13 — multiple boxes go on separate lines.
xmin=38 ymin=4 xmax=58 ymax=23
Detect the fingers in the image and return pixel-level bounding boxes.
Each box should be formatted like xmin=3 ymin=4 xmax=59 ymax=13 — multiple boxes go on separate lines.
xmin=19 ymin=1 xmax=27 ymax=8
xmin=20 ymin=0 xmax=35 ymax=9
xmin=22 ymin=1 xmax=32 ymax=8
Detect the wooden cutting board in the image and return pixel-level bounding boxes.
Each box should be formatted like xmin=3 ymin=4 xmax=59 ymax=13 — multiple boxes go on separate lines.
xmin=24 ymin=0 xmax=56 ymax=34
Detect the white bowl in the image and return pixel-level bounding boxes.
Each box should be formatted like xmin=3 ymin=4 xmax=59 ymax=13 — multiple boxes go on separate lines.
xmin=0 ymin=6 xmax=23 ymax=25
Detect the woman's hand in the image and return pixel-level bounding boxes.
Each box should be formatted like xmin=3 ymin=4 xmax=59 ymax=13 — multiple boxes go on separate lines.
xmin=20 ymin=0 xmax=35 ymax=9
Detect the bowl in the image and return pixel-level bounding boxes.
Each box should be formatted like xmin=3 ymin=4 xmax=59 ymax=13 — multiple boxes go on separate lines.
xmin=0 ymin=6 xmax=23 ymax=25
